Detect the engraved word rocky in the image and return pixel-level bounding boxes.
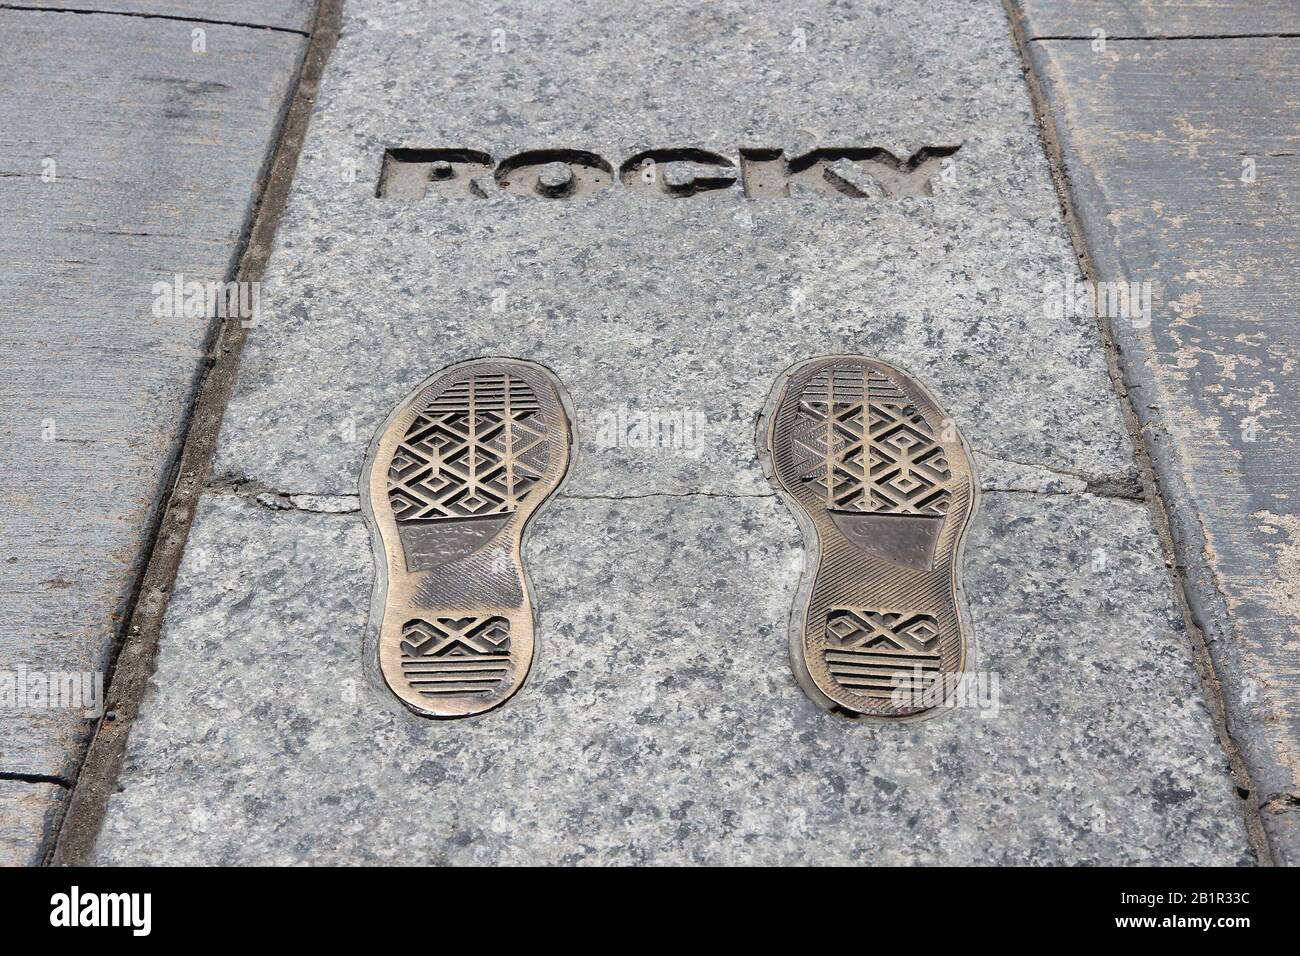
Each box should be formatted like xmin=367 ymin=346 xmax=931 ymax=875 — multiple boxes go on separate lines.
xmin=378 ymin=145 xmax=960 ymax=200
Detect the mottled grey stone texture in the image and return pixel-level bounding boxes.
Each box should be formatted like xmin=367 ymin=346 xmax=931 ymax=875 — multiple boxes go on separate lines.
xmin=93 ymin=0 xmax=1253 ymax=863
xmin=213 ymin=0 xmax=1136 ymax=498
xmin=0 ymin=781 xmax=64 ymax=867
xmin=93 ymin=492 xmax=1250 ymax=865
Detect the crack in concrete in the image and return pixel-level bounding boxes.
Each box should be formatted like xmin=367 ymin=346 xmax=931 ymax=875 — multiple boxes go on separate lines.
xmin=977 ymin=452 xmax=1142 ymax=500
xmin=0 ymin=771 xmax=71 ymax=788
xmin=211 ymin=480 xmax=1143 ymax=512
xmin=209 ymin=478 xmax=360 ymax=514
xmin=0 ymin=3 xmax=310 ymax=35
xmin=978 ymin=452 xmax=1092 ymax=483
xmin=560 ymin=491 xmax=776 ymax=502
xmin=986 ymin=487 xmax=1141 ymax=502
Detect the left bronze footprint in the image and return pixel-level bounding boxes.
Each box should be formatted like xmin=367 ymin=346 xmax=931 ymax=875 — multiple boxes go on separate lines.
xmin=361 ymin=358 xmax=573 ymax=718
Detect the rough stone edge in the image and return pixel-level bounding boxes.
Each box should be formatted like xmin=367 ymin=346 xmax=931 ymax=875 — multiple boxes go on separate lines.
xmin=45 ymin=0 xmax=345 ymax=867
xmin=1000 ymin=0 xmax=1274 ymax=866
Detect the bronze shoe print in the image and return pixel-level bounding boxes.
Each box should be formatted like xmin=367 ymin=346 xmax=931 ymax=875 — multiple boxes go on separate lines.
xmin=758 ymin=355 xmax=978 ymax=719
xmin=361 ymin=358 xmax=573 ymax=718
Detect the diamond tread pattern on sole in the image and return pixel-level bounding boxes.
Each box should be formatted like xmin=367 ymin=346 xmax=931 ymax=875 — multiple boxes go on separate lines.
xmin=767 ymin=358 xmax=975 ymax=719
xmin=388 ymin=372 xmax=547 ymax=522
xmin=793 ymin=367 xmax=953 ymax=518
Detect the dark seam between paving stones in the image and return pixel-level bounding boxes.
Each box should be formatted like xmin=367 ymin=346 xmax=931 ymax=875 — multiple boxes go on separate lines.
xmin=1001 ymin=0 xmax=1275 ymax=866
xmin=44 ymin=0 xmax=344 ymax=867
xmin=0 ymin=4 xmax=311 ymax=34
xmin=0 ymin=771 xmax=72 ymax=788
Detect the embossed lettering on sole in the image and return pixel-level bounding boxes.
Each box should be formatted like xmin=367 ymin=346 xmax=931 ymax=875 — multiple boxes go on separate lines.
xmin=758 ymin=356 xmax=978 ymax=719
xmin=361 ymin=358 xmax=573 ymax=718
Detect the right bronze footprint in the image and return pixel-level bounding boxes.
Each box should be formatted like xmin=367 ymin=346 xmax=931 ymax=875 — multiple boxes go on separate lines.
xmin=758 ymin=356 xmax=978 ymax=719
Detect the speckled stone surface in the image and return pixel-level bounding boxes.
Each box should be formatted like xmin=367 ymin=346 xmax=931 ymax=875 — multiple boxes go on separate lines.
xmin=213 ymin=0 xmax=1137 ymax=498
xmin=93 ymin=492 xmax=1250 ymax=864
xmin=92 ymin=0 xmax=1254 ymax=863
xmin=0 ymin=781 xmax=64 ymax=867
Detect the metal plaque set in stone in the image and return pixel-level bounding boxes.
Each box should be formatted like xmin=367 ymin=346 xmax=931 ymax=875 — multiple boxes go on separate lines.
xmin=362 ymin=356 xmax=977 ymax=722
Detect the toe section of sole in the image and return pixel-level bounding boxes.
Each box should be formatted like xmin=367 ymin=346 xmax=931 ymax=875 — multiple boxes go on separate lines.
xmin=761 ymin=355 xmax=978 ymax=719
xmin=362 ymin=357 xmax=573 ymax=718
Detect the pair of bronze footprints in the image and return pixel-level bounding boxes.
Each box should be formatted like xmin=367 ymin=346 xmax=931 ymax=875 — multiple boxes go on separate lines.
xmin=362 ymin=356 xmax=978 ymax=720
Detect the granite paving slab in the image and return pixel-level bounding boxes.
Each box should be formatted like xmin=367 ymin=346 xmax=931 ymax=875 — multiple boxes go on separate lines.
xmin=89 ymin=0 xmax=1259 ymax=863
xmin=93 ymin=491 xmax=1251 ymax=865
xmin=212 ymin=0 xmax=1138 ymax=500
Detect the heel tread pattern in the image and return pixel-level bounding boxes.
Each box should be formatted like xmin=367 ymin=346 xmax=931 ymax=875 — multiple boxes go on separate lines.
xmin=399 ymin=616 xmax=513 ymax=699
xmin=825 ymin=608 xmax=941 ymax=700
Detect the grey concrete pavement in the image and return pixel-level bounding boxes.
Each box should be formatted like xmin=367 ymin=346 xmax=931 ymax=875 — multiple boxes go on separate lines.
xmin=5 ymin=1 xmax=318 ymax=32
xmin=0 ymin=3 xmax=315 ymax=862
xmin=1010 ymin=1 xmax=1298 ymax=37
xmin=1009 ymin=0 xmax=1300 ymax=864
xmin=88 ymin=0 xmax=1257 ymax=863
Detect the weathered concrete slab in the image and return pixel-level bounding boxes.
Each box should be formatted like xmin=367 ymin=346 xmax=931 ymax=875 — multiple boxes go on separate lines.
xmin=8 ymin=1 xmax=316 ymax=32
xmin=0 ymin=11 xmax=306 ymax=778
xmin=93 ymin=492 xmax=1251 ymax=865
xmin=92 ymin=0 xmax=1254 ymax=863
xmin=1021 ymin=32 xmax=1300 ymax=863
xmin=1009 ymin=1 xmax=1299 ymax=38
xmin=0 ymin=781 xmax=65 ymax=867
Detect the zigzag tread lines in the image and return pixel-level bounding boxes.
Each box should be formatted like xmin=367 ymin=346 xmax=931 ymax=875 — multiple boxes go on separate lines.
xmin=400 ymin=616 xmax=512 ymax=698
xmin=388 ymin=372 xmax=547 ymax=521
xmin=794 ymin=366 xmax=951 ymax=516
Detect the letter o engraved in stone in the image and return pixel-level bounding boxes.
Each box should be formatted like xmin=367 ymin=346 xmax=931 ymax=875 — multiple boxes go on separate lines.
xmin=494 ymin=149 xmax=614 ymax=199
